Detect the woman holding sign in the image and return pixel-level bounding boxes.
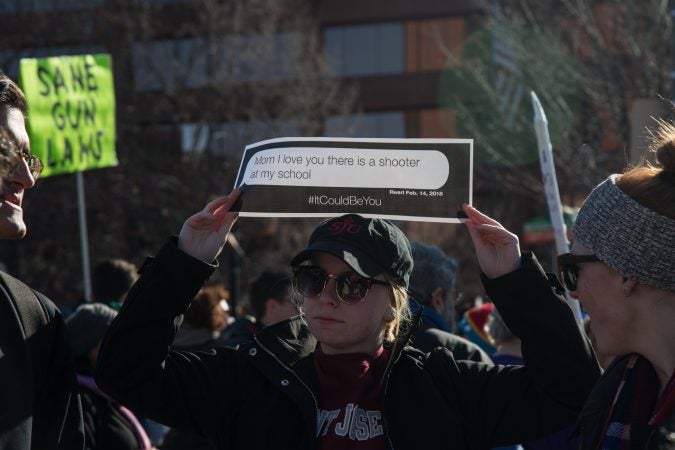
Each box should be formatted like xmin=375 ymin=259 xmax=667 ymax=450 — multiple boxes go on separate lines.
xmin=96 ymin=190 xmax=599 ymax=449
xmin=555 ymin=122 xmax=675 ymax=449
xmin=465 ymin=121 xmax=675 ymax=449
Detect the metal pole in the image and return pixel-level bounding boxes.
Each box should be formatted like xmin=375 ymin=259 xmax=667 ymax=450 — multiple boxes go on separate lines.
xmin=76 ymin=171 xmax=92 ymax=301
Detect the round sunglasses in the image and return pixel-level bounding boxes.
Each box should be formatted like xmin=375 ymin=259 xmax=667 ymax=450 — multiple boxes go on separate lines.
xmin=292 ymin=265 xmax=391 ymax=305
xmin=556 ymin=253 xmax=601 ymax=291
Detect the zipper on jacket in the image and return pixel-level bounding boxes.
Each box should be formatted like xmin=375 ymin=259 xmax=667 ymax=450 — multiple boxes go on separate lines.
xmin=253 ymin=336 xmax=320 ymax=433
xmin=381 ymin=371 xmax=396 ymax=450
xmin=379 ymin=301 xmax=423 ymax=450
xmin=380 ymin=343 xmax=408 ymax=450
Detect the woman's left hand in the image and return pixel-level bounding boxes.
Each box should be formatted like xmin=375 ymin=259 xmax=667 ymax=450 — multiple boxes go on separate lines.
xmin=178 ymin=189 xmax=241 ymax=263
xmin=462 ymin=203 xmax=521 ymax=279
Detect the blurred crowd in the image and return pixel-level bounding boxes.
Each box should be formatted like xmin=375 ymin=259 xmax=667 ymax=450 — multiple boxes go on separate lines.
xmin=1 ymin=67 xmax=672 ymax=450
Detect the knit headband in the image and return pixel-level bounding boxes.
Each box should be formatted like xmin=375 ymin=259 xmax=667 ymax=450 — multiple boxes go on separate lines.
xmin=572 ymin=174 xmax=675 ymax=292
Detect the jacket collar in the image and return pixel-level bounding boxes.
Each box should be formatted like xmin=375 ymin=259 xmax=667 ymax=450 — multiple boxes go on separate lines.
xmin=252 ymin=314 xmax=317 ymax=368
xmin=380 ymin=299 xmax=423 ymax=388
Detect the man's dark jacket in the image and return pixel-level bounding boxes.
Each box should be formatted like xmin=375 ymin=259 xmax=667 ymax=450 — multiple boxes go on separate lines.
xmin=0 ymin=271 xmax=84 ymax=450
xmin=96 ymin=241 xmax=600 ymax=450
xmin=411 ymin=318 xmax=493 ymax=363
xmin=218 ymin=315 xmax=262 ymax=349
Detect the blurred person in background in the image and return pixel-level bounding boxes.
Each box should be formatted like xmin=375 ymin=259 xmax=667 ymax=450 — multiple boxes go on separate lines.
xmin=90 ymin=257 xmax=165 ymax=444
xmin=220 ymin=270 xmax=297 ymax=348
xmin=0 ymin=70 xmax=84 ymax=449
xmin=172 ymin=284 xmax=231 ymax=352
xmin=66 ymin=303 xmax=152 ymax=450
xmin=486 ymin=307 xmax=522 ymax=367
xmin=408 ymin=240 xmax=492 ymax=362
xmin=458 ymin=301 xmax=497 ymax=355
xmin=91 ymin=258 xmax=139 ymax=311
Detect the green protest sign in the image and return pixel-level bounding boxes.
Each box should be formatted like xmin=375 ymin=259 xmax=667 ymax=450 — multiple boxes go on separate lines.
xmin=18 ymin=54 xmax=117 ymax=177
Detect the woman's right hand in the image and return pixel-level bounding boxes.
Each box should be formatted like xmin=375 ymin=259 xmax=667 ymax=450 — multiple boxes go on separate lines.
xmin=462 ymin=204 xmax=521 ymax=279
xmin=177 ymin=189 xmax=241 ymax=263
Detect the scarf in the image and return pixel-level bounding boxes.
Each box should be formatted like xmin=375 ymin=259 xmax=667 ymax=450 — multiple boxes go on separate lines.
xmin=597 ymin=354 xmax=674 ymax=450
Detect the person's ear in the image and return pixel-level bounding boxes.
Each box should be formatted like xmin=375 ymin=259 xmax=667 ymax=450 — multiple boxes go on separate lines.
xmin=430 ymin=287 xmax=445 ymax=313
xmin=623 ymin=278 xmax=638 ymax=297
xmin=384 ymin=306 xmax=396 ymax=322
xmin=265 ymin=298 xmax=279 ymax=313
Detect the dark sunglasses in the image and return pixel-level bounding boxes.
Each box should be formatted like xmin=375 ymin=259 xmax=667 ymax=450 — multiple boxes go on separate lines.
xmin=292 ymin=265 xmax=391 ymax=305
xmin=556 ymin=253 xmax=601 ymax=291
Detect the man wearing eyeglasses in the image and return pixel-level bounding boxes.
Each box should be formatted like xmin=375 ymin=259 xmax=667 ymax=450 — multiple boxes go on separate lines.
xmin=408 ymin=240 xmax=492 ymax=363
xmin=0 ymin=70 xmax=84 ymax=450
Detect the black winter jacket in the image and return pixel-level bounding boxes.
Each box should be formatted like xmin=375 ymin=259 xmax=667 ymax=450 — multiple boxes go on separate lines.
xmin=96 ymin=240 xmax=600 ymax=450
xmin=575 ymin=355 xmax=675 ymax=450
xmin=411 ymin=322 xmax=493 ymax=363
xmin=0 ymin=271 xmax=84 ymax=450
xmin=79 ymin=381 xmax=147 ymax=450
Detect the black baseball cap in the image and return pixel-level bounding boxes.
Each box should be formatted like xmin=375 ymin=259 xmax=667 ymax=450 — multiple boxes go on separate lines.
xmin=290 ymin=214 xmax=413 ymax=288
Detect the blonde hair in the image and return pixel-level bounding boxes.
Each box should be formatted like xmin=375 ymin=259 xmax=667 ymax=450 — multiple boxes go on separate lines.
xmin=383 ymin=276 xmax=412 ymax=343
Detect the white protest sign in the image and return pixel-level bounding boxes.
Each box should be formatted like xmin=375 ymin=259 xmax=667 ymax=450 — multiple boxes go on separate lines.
xmin=233 ymin=137 xmax=473 ymax=223
xmin=531 ymin=91 xmax=582 ymax=325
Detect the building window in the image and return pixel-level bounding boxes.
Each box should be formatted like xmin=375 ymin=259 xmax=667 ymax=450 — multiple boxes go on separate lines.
xmin=133 ymin=33 xmax=298 ymax=91
xmin=323 ymin=23 xmax=404 ymax=76
xmin=415 ymin=108 xmax=457 ymax=138
xmin=404 ymin=17 xmax=466 ymax=73
xmin=0 ymin=0 xmax=102 ymax=13
xmin=222 ymin=32 xmax=297 ymax=83
xmin=325 ymin=112 xmax=405 ymax=138
xmin=133 ymin=38 xmax=208 ymax=91
xmin=180 ymin=120 xmax=298 ymax=156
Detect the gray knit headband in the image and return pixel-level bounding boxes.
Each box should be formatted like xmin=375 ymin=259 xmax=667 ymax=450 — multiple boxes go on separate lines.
xmin=572 ymin=174 xmax=675 ymax=292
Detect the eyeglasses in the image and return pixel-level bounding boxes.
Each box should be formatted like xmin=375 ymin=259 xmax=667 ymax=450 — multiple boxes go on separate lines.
xmin=12 ymin=148 xmax=43 ymax=180
xmin=556 ymin=253 xmax=601 ymax=291
xmin=292 ymin=265 xmax=391 ymax=305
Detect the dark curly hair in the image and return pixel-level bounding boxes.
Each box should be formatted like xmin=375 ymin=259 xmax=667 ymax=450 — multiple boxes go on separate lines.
xmin=0 ymin=70 xmax=27 ymax=115
xmin=0 ymin=127 xmax=16 ymax=178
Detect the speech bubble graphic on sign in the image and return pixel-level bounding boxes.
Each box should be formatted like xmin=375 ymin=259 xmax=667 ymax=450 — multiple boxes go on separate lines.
xmin=239 ymin=147 xmax=449 ymax=189
xmin=19 ymin=54 xmax=117 ymax=177
xmin=233 ymin=137 xmax=473 ymax=223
